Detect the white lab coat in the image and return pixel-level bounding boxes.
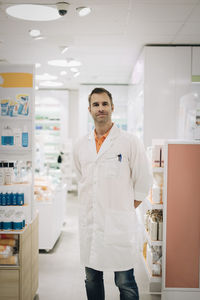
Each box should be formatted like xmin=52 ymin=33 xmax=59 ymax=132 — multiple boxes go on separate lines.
xmin=73 ymin=124 xmax=152 ymax=271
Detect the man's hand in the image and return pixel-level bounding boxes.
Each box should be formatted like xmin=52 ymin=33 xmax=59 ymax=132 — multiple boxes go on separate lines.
xmin=134 ymin=200 xmax=142 ymax=209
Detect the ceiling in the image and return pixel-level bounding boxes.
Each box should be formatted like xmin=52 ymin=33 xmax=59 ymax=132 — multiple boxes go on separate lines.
xmin=0 ymin=0 xmax=200 ymax=90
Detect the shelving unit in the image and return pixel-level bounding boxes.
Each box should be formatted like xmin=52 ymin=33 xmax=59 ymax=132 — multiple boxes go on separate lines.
xmin=0 ymin=215 xmax=38 ymax=300
xmin=0 ymin=65 xmax=38 ymax=300
xmin=141 ymin=164 xmax=164 ymax=294
xmin=142 ymin=254 xmax=162 ymax=283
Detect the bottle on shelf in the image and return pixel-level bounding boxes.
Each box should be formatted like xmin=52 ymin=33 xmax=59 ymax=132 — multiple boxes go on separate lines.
xmin=22 ymin=126 xmax=28 ymax=148
xmin=0 ymin=162 xmax=4 ymax=185
xmin=14 ymin=128 xmax=21 ymax=148
xmin=1 ymin=125 xmax=14 ymax=146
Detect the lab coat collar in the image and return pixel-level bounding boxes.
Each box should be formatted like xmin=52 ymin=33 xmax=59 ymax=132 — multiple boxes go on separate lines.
xmin=88 ymin=123 xmax=121 ymax=160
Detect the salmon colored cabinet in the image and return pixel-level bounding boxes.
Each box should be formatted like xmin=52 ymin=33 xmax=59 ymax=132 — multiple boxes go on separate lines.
xmin=162 ymin=141 xmax=200 ymax=300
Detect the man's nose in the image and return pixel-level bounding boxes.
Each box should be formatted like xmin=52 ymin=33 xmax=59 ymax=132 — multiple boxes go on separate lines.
xmin=98 ymin=105 xmax=104 ymax=111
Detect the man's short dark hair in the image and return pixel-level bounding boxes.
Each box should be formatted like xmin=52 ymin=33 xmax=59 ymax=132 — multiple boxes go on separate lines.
xmin=88 ymin=87 xmax=113 ymax=106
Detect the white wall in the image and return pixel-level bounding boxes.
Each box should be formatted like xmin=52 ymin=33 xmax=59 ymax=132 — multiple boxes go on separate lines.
xmin=129 ymin=46 xmax=200 ymax=147
xmin=68 ymin=90 xmax=79 ymax=144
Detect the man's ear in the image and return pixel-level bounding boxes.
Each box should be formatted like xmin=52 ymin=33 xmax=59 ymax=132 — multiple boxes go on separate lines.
xmin=111 ymin=104 xmax=114 ymax=112
xmin=88 ymin=106 xmax=91 ymax=113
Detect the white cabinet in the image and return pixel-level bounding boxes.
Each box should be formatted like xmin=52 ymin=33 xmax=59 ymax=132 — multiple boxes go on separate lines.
xmin=35 ymin=184 xmax=67 ymax=251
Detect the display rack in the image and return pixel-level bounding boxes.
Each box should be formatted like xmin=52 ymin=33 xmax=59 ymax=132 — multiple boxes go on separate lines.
xmin=141 ymin=159 xmax=164 ymax=294
xmin=0 ymin=65 xmax=38 ymax=300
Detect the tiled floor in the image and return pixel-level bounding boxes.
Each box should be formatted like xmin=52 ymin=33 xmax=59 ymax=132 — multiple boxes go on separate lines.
xmin=35 ymin=193 xmax=161 ymax=300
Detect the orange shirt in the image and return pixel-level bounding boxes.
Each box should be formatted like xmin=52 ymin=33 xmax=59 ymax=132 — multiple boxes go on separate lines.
xmin=94 ymin=125 xmax=113 ymax=153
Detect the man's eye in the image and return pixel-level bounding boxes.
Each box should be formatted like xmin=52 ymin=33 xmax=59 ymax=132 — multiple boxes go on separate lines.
xmin=93 ymin=103 xmax=99 ymax=106
xmin=103 ymin=102 xmax=108 ymax=106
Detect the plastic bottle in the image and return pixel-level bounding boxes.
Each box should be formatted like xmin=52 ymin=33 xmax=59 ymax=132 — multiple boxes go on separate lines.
xmin=4 ymin=162 xmax=12 ymax=185
xmin=8 ymin=162 xmax=14 ymax=183
xmin=3 ymin=209 xmax=14 ymax=230
xmin=14 ymin=128 xmax=21 ymax=148
xmin=17 ymin=190 xmax=24 ymax=206
xmin=1 ymin=125 xmax=14 ymax=146
xmin=0 ymin=162 xmax=4 ymax=185
xmin=0 ymin=192 xmax=2 ymax=205
xmin=1 ymin=193 xmax=6 ymax=206
xmin=12 ymin=192 xmax=18 ymax=205
xmin=5 ymin=191 xmax=11 ymax=205
xmin=13 ymin=211 xmax=24 ymax=230
xmin=22 ymin=126 xmax=28 ymax=147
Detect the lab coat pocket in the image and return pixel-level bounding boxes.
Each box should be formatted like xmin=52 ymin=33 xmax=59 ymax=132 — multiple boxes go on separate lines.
xmin=104 ymin=210 xmax=137 ymax=247
xmin=102 ymin=156 xmax=120 ymax=178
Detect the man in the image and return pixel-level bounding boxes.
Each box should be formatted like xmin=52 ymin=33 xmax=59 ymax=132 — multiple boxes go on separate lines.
xmin=73 ymin=87 xmax=152 ymax=300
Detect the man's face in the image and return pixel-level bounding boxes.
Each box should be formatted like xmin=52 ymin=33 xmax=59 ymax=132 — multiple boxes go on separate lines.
xmin=88 ymin=92 xmax=114 ymax=125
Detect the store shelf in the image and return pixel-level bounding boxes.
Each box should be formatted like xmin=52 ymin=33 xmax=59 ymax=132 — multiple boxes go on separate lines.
xmin=35 ymin=119 xmax=60 ymax=124
xmin=142 ymin=254 xmax=162 ymax=283
xmin=0 ymin=226 xmax=27 ymax=235
xmin=145 ymin=197 xmax=163 ymax=210
xmin=0 ymin=116 xmax=32 ymax=121
xmin=153 ymin=167 xmax=164 ymax=173
xmin=0 ymin=265 xmax=20 ymax=269
xmin=145 ymin=229 xmax=163 ymax=246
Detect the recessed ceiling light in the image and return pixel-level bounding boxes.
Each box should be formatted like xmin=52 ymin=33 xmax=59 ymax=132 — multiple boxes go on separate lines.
xmin=34 ymin=36 xmax=45 ymax=41
xmin=73 ymin=72 xmax=80 ymax=78
xmin=48 ymin=59 xmax=82 ymax=67
xmin=70 ymin=67 xmax=78 ymax=73
xmin=60 ymin=70 xmax=67 ymax=76
xmin=36 ymin=73 xmax=58 ymax=81
xmin=67 ymin=59 xmax=82 ymax=67
xmin=60 ymin=46 xmax=69 ymax=54
xmin=6 ymin=4 xmax=61 ymax=21
xmin=39 ymin=81 xmax=63 ymax=87
xmin=48 ymin=59 xmax=68 ymax=67
xmin=35 ymin=63 xmax=41 ymax=68
xmin=29 ymin=29 xmax=41 ymax=37
xmin=76 ymin=7 xmax=91 ymax=17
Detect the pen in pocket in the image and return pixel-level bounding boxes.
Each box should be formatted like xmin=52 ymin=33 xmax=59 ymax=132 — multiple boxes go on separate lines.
xmin=117 ymin=154 xmax=122 ymax=162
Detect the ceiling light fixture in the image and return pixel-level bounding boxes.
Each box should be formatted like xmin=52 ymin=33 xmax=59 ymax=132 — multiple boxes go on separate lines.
xmin=39 ymin=81 xmax=63 ymax=87
xmin=60 ymin=70 xmax=67 ymax=76
xmin=36 ymin=73 xmax=58 ymax=81
xmin=35 ymin=63 xmax=41 ymax=68
xmin=34 ymin=36 xmax=45 ymax=41
xmin=73 ymin=72 xmax=80 ymax=78
xmin=76 ymin=7 xmax=91 ymax=17
xmin=70 ymin=67 xmax=78 ymax=73
xmin=48 ymin=59 xmax=82 ymax=67
xmin=67 ymin=59 xmax=82 ymax=67
xmin=48 ymin=59 xmax=68 ymax=67
xmin=60 ymin=46 xmax=69 ymax=54
xmin=6 ymin=4 xmax=61 ymax=21
xmin=29 ymin=29 xmax=41 ymax=37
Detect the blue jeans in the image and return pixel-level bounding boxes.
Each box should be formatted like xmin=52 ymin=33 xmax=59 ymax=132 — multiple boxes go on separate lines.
xmin=85 ymin=267 xmax=139 ymax=300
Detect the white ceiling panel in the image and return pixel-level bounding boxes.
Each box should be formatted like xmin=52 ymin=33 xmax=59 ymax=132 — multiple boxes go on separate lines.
xmin=131 ymin=3 xmax=196 ymax=22
xmin=0 ymin=0 xmax=200 ymax=89
xmin=179 ymin=22 xmax=200 ymax=35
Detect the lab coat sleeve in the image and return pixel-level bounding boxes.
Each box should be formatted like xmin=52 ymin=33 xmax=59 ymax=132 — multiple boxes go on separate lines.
xmin=130 ymin=136 xmax=153 ymax=201
xmin=73 ymin=140 xmax=82 ymax=181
